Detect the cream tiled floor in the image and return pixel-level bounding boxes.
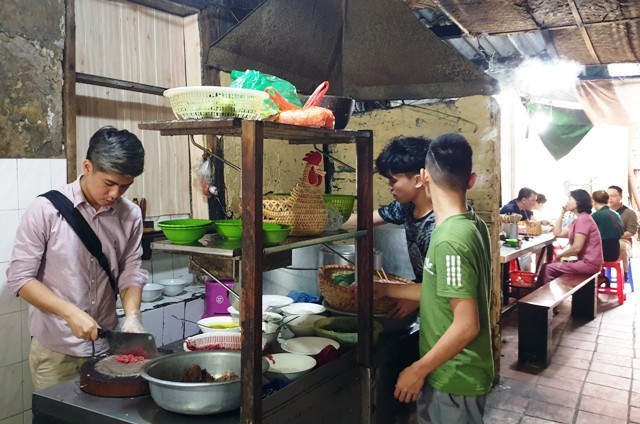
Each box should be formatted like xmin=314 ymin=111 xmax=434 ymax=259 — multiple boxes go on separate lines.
xmin=487 ymin=282 xmax=639 ymax=423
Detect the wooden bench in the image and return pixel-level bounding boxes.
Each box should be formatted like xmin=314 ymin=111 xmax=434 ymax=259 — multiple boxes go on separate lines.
xmin=517 ymin=272 xmax=599 ymax=367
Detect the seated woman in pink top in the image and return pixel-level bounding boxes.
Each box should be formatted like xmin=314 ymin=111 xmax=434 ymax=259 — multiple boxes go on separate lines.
xmin=537 ymin=189 xmax=603 ymax=286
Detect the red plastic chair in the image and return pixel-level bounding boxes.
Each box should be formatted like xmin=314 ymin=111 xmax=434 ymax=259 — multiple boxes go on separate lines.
xmin=599 ymin=260 xmax=625 ymax=305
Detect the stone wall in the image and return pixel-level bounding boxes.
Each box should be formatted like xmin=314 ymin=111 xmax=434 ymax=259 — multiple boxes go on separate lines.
xmin=0 ymin=0 xmax=65 ymax=158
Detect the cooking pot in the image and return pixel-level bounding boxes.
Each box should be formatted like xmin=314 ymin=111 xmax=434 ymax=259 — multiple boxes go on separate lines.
xmin=319 ymin=244 xmax=383 ymax=270
xmin=299 ymin=95 xmax=356 ymax=130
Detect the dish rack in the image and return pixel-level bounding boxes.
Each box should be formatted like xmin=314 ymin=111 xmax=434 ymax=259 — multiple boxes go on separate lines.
xmin=163 ymin=86 xmax=268 ymax=120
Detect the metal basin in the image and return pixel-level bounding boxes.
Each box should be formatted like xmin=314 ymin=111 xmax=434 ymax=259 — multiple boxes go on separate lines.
xmin=140 ymin=351 xmax=264 ymax=415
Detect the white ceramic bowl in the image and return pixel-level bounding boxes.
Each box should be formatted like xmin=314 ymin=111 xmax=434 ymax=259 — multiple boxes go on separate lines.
xmin=141 ymin=283 xmax=164 ymax=302
xmin=156 ymin=278 xmax=188 ymax=296
xmin=280 ymin=337 xmax=340 ymax=355
xmin=264 ymin=353 xmax=316 ymax=382
xmin=286 ymin=314 xmax=325 ymax=337
xmin=197 ymin=316 xmax=240 ymax=333
xmin=262 ymin=312 xmax=283 ymax=333
xmin=280 ymin=302 xmax=326 ymax=317
xmin=227 ymin=305 xmax=240 ymax=319
xmin=262 ymin=295 xmax=294 ymax=312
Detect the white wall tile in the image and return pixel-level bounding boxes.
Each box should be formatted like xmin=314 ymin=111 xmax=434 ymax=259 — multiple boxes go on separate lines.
xmin=22 ymin=410 xmax=31 ymax=424
xmin=21 ymin=360 xmax=32 ymax=411
xmin=0 ymin=363 xmax=23 ymax=420
xmin=161 ymin=303 xmax=185 ymax=345
xmin=140 ymin=308 xmax=163 ymax=345
xmin=0 ymin=312 xmax=22 ymax=368
xmin=150 ymin=252 xmax=174 ymax=283
xmin=0 ymin=211 xmax=20 ymax=263
xmin=184 ymin=299 xmax=204 ymax=337
xmin=0 ymin=413 xmax=22 ymax=424
xmin=50 ymin=159 xmax=67 ymax=188
xmin=0 ymin=262 xmax=21 ymax=316
xmin=17 ymin=159 xmax=52 ymax=209
xmin=0 ymin=160 xmax=19 ymax=211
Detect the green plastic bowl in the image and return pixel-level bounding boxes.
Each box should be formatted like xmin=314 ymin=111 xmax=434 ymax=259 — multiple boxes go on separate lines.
xmin=322 ymin=194 xmax=356 ymax=223
xmin=213 ymin=220 xmax=243 ymax=240
xmin=157 ymin=219 xmax=212 ymax=245
xmin=263 ymin=223 xmax=293 ymax=245
xmin=313 ymin=317 xmax=383 ymax=349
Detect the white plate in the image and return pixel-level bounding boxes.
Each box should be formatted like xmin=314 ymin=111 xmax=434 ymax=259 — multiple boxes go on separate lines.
xmin=280 ymin=337 xmax=340 ymax=355
xmin=280 ymin=302 xmax=326 ymax=316
xmin=263 ymin=295 xmax=294 ymax=311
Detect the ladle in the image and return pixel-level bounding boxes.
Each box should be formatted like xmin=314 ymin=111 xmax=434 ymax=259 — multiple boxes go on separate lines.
xmin=191 ymin=258 xmax=240 ymax=300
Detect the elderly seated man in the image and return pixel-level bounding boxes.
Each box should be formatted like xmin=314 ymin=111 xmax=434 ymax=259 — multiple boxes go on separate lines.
xmin=501 ymin=187 xmax=538 ymax=221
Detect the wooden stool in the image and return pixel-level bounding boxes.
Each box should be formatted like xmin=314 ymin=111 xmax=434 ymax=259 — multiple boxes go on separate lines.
xmin=600 ymin=260 xmax=625 ymax=305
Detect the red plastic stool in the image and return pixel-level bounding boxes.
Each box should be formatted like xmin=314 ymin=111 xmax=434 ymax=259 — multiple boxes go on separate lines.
xmin=600 ymin=260 xmax=625 ymax=305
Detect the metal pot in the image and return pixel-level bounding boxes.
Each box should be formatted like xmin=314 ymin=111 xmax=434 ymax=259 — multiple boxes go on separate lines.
xmin=141 ymin=351 xmax=256 ymax=415
xmin=319 ymin=244 xmax=383 ymax=270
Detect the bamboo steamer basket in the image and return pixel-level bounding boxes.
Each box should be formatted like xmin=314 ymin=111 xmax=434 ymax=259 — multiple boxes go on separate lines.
xmin=317 ymin=265 xmax=415 ymax=314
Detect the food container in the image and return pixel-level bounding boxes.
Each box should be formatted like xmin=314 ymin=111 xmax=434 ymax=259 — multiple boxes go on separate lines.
xmin=286 ymin=314 xmax=325 ymax=337
xmin=213 ymin=220 xmax=293 ymax=244
xmin=299 ymin=95 xmax=356 ymax=129
xmin=140 ymin=351 xmax=269 ymax=415
xmin=157 ymin=219 xmax=212 ymax=245
xmin=156 ymin=278 xmax=188 ymax=296
xmin=141 ymin=284 xmax=164 ymax=302
xmin=197 ymin=316 xmax=240 ymax=333
xmin=280 ymin=337 xmax=340 ymax=355
xmin=264 ymin=353 xmax=316 ymax=382
xmin=280 ymin=302 xmax=326 ymax=317
xmin=183 ymin=332 xmax=268 ymax=352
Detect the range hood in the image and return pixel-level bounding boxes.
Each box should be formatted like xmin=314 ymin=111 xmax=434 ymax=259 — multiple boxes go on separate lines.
xmin=206 ymin=0 xmax=498 ymax=100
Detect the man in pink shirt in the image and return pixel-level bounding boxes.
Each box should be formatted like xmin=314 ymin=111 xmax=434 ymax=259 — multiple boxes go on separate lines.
xmin=7 ymin=126 xmax=149 ymax=390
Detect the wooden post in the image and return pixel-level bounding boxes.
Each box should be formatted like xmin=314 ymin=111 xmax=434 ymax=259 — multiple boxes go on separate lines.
xmin=240 ymin=120 xmax=264 ymax=423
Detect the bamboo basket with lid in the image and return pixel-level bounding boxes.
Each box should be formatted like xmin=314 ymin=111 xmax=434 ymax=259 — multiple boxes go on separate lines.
xmin=317 ymin=264 xmax=415 ymax=315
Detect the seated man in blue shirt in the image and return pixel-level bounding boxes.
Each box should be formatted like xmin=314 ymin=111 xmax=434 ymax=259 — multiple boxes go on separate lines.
xmin=500 ymin=187 xmax=537 ymax=221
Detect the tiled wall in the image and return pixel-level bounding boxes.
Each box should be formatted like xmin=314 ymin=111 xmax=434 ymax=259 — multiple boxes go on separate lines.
xmin=0 ymin=159 xmax=201 ymax=424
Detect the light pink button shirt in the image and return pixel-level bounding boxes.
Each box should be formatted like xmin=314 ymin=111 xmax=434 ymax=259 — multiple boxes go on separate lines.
xmin=7 ymin=177 xmax=148 ymax=357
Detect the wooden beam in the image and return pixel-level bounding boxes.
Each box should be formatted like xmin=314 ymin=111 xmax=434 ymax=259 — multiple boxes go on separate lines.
xmin=433 ymin=0 xmax=470 ymax=37
xmin=64 ymin=0 xmax=77 ymax=183
xmin=567 ymin=0 xmax=600 ymax=63
xmin=75 ymin=73 xmax=167 ymax=96
xmin=126 ymin=0 xmax=199 ymax=16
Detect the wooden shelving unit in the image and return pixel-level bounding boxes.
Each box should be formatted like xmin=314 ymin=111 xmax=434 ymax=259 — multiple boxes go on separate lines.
xmin=139 ymin=119 xmax=374 ymax=423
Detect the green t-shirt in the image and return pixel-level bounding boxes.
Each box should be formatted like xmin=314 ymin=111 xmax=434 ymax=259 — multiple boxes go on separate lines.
xmin=419 ymin=208 xmax=494 ymax=396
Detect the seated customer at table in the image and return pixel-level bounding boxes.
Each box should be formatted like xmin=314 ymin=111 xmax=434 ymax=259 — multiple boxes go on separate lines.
xmin=537 ymin=189 xmax=603 ymax=286
xmin=591 ymin=190 xmax=624 ymax=262
xmin=500 ymin=187 xmax=537 ymax=221
xmin=532 ymin=193 xmax=552 ymax=226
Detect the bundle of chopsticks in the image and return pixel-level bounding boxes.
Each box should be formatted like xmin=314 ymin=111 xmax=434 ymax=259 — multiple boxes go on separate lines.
xmin=499 ymin=213 xmax=523 ymax=224
xmin=376 ymin=267 xmax=390 ymax=283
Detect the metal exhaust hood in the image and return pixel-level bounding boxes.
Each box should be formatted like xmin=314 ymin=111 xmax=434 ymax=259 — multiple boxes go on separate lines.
xmin=206 ymin=0 xmax=498 ymax=100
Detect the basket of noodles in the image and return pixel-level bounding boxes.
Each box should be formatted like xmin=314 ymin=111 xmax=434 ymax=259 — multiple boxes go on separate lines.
xmin=317 ymin=264 xmax=415 ymax=315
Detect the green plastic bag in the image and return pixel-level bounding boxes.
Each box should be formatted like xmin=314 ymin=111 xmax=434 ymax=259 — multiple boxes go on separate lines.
xmin=230 ymin=69 xmax=303 ymax=107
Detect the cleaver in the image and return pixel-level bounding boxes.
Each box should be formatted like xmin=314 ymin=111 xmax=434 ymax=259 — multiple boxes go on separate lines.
xmin=98 ymin=329 xmax=160 ymax=359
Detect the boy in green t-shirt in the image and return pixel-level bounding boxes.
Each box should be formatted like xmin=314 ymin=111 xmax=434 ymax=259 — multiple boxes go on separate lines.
xmin=376 ymin=133 xmax=493 ymax=423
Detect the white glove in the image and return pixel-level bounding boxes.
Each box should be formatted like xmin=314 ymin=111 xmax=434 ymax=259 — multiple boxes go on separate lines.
xmin=121 ymin=310 xmax=145 ymax=333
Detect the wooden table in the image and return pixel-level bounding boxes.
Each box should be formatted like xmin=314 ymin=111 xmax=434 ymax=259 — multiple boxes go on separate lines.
xmin=499 ymin=233 xmax=556 ymax=305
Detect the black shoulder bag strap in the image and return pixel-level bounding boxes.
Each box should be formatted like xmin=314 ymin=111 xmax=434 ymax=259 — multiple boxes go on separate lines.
xmin=39 ymin=190 xmax=118 ymax=297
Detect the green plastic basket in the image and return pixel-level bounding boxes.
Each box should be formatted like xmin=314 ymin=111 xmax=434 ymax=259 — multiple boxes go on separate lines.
xmin=322 ymin=194 xmax=356 ymax=223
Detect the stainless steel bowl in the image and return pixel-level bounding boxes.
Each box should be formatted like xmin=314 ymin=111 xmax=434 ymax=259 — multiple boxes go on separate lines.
xmin=140 ymin=351 xmax=244 ymax=415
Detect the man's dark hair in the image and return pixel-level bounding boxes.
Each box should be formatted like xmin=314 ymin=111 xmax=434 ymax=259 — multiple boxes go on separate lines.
xmin=424 ymin=133 xmax=472 ymax=191
xmin=86 ymin=126 xmax=145 ymax=177
xmin=608 ymin=185 xmax=623 ymax=196
xmin=570 ymin=189 xmax=593 ymax=214
xmin=517 ymin=187 xmax=537 ymax=202
xmin=376 ymin=136 xmax=431 ymax=178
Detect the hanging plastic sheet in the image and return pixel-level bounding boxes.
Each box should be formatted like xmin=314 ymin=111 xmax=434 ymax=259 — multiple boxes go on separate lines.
xmin=575 ymin=77 xmax=640 ymax=126
xmin=524 ymin=101 xmax=593 ymax=161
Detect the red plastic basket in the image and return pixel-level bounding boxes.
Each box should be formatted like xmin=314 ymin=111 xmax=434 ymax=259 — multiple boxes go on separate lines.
xmin=509 ymin=271 xmax=537 ymax=288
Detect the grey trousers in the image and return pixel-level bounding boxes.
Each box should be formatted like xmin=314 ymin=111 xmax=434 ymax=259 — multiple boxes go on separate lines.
xmin=416 ymin=383 xmax=486 ymax=424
